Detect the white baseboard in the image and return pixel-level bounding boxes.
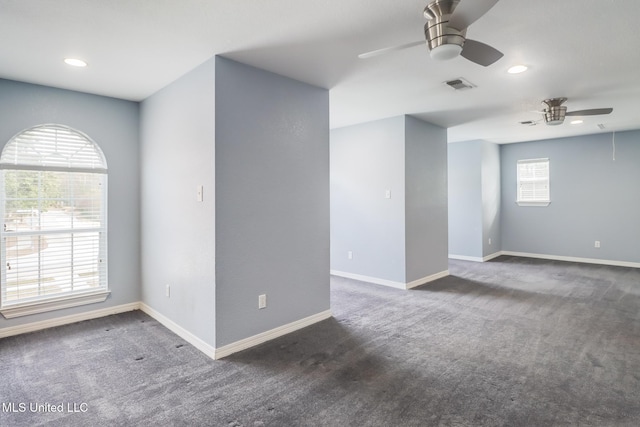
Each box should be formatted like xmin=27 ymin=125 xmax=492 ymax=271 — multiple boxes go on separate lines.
xmin=330 ymin=270 xmax=406 ymax=289
xmin=449 ymin=250 xmax=640 ymax=268
xmin=331 ymin=269 xmax=449 ymax=290
xmin=449 ymin=254 xmax=484 ymax=262
xmin=449 ymin=252 xmax=502 ymax=263
xmin=140 ymin=304 xmax=331 ymax=360
xmin=214 ymin=309 xmax=332 ymax=359
xmin=483 ymin=252 xmax=503 ymax=262
xmin=501 ymin=251 xmax=640 ymax=269
xmin=0 ymin=302 xmax=140 ymax=339
xmin=2 ymin=300 xmax=332 ymax=362
xmin=406 ymin=270 xmax=450 ymax=289
xmin=139 ymin=303 xmax=217 ymax=360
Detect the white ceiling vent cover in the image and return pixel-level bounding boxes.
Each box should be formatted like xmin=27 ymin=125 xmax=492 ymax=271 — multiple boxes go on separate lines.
xmin=445 ymin=77 xmax=476 ymax=91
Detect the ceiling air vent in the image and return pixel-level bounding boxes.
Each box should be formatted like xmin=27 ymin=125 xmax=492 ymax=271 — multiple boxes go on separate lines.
xmin=445 ymin=77 xmax=476 ymax=91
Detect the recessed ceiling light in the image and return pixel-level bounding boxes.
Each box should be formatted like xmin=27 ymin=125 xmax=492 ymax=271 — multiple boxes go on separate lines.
xmin=64 ymin=58 xmax=87 ymax=67
xmin=507 ymin=65 xmax=528 ymax=74
xmin=570 ymin=119 xmax=583 ymax=125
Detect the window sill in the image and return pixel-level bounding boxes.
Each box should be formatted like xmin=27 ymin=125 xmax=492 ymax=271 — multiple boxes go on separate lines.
xmin=516 ymin=201 xmax=551 ymax=207
xmin=0 ymin=290 xmax=110 ymax=319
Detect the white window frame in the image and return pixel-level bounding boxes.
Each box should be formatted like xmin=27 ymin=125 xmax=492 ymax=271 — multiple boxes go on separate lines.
xmin=516 ymin=158 xmax=550 ymax=206
xmin=0 ymin=124 xmax=109 ymax=318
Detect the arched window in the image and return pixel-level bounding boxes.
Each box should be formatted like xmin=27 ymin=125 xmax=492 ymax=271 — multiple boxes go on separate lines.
xmin=0 ymin=124 xmax=108 ymax=318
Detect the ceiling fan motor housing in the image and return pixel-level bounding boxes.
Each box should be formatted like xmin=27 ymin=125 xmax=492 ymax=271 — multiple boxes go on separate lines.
xmin=544 ymin=107 xmax=567 ymax=125
xmin=424 ymin=0 xmax=465 ymax=60
xmin=543 ymin=97 xmax=568 ymax=125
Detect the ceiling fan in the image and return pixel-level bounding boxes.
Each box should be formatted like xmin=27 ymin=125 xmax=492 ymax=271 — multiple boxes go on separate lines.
xmin=358 ymin=0 xmax=503 ymax=67
xmin=521 ymin=98 xmax=614 ymax=126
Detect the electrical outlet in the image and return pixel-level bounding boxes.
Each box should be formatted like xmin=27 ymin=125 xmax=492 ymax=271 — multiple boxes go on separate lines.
xmin=347 ymin=251 xmax=353 ymax=260
xmin=197 ymin=185 xmax=204 ymax=202
xmin=166 ymin=284 xmax=171 ymax=298
xmin=594 ymin=241 xmax=601 ymax=248
xmin=488 ymin=238 xmax=492 ymax=245
xmin=385 ymin=189 xmax=391 ymax=199
xmin=258 ymin=294 xmax=267 ymax=309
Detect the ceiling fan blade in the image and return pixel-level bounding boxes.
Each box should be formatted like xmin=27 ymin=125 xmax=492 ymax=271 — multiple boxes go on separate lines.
xmin=460 ymin=39 xmax=503 ymax=66
xmin=449 ymin=0 xmax=500 ymax=30
xmin=565 ymin=108 xmax=613 ymax=116
xmin=358 ymin=40 xmax=424 ymax=59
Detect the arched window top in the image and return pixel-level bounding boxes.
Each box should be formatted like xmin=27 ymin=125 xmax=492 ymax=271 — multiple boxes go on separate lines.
xmin=0 ymin=124 xmax=107 ymax=172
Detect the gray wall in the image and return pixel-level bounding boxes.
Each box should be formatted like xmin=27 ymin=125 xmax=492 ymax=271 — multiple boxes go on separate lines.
xmin=0 ymin=79 xmax=140 ymax=329
xmin=140 ymin=59 xmax=217 ymax=346
xmin=405 ymin=116 xmax=448 ymax=282
xmin=214 ymin=57 xmax=330 ymax=346
xmin=448 ymin=139 xmax=501 ymax=260
xmin=481 ymin=141 xmax=501 ymax=257
xmin=501 ymin=131 xmax=640 ymax=263
xmin=448 ymin=140 xmax=483 ymax=259
xmin=331 ymin=115 xmax=447 ymax=285
xmin=330 ymin=116 xmax=407 ymax=283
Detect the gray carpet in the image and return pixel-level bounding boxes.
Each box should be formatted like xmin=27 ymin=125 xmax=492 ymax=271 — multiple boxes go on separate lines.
xmin=1 ymin=256 xmax=640 ymax=426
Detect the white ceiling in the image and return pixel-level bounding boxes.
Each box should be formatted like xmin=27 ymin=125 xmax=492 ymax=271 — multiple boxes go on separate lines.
xmin=1 ymin=0 xmax=639 ymax=143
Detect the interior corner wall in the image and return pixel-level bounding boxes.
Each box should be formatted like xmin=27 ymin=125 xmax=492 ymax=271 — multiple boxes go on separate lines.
xmin=501 ymin=131 xmax=640 ymax=264
xmin=139 ymin=59 xmax=216 ymax=347
xmin=214 ymin=57 xmax=330 ymax=347
xmin=448 ymin=139 xmax=501 ymax=261
xmin=448 ymin=140 xmax=483 ymax=259
xmin=404 ymin=116 xmax=448 ymax=282
xmin=0 ymin=79 xmax=140 ymax=329
xmin=481 ymin=141 xmax=501 ymax=257
xmin=330 ymin=116 xmax=407 ymax=284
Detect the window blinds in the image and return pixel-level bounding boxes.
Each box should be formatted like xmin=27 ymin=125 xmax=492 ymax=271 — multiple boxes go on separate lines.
xmin=1 ymin=125 xmax=107 ymax=308
xmin=517 ymin=158 xmax=550 ymax=203
xmin=0 ymin=124 xmax=107 ymax=171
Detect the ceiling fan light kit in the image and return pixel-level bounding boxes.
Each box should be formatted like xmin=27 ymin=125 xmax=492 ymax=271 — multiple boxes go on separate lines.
xmin=431 ymin=43 xmax=464 ymax=61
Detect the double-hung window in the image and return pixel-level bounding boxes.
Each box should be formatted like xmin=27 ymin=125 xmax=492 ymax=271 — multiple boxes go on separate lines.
xmin=0 ymin=124 xmax=109 ymax=318
xmin=516 ymin=158 xmax=550 ymax=206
